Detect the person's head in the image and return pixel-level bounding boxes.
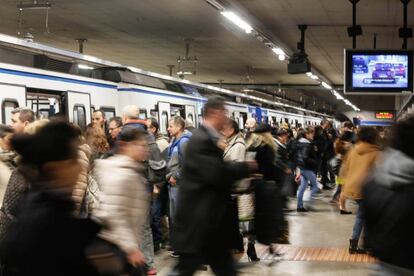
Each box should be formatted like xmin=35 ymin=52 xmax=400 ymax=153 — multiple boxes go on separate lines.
xmin=304 ymin=126 xmax=315 ymax=141
xmin=389 ymin=116 xmax=414 ymax=158
xmin=92 ymin=110 xmax=106 ymax=128
xmin=253 ymin=124 xmax=277 ymax=152
xmin=0 ymin=125 xmax=14 ymax=150
xmin=24 ymin=119 xmax=49 ymax=135
xmin=86 ymin=124 xmax=109 ymax=153
xmin=10 ymin=107 xmax=35 ymax=134
xmin=245 ymin=118 xmax=257 ymax=132
xmin=108 ymin=117 xmax=123 ymax=140
xmin=146 ymin=117 xmax=160 ymax=136
xmin=276 ymin=128 xmax=289 ymax=144
xmin=222 ymin=118 xmax=239 ymax=139
xmin=342 ymin=121 xmax=354 ymax=132
xmin=116 ymin=127 xmax=149 ymax=162
xmin=202 ymin=96 xmax=227 ymax=131
xmin=122 ymin=105 xmax=140 ymax=124
xmin=168 ymin=116 xmax=185 ymax=138
xmin=321 ymin=119 xmax=332 ymax=130
xmin=11 ymin=121 xmax=80 ymax=191
xmin=356 ymin=126 xmax=379 ymax=145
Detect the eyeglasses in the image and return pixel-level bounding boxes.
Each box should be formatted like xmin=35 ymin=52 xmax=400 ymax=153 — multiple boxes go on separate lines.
xmin=108 ymin=126 xmax=120 ymax=132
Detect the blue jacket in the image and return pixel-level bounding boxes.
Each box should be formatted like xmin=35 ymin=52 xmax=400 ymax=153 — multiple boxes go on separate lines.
xmin=166 ymin=131 xmax=192 ymax=181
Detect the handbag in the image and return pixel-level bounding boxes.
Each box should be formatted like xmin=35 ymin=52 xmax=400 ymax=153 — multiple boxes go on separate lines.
xmin=237 ymin=193 xmax=255 ymax=221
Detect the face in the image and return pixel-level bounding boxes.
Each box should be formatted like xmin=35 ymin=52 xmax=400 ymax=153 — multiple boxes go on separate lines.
xmin=278 ymin=134 xmax=288 ymax=144
xmin=221 ymin=121 xmax=235 ymax=139
xmin=167 ymin=121 xmax=182 ymax=137
xmin=306 ymin=131 xmax=315 ymax=141
xmin=108 ymin=121 xmax=121 ymax=140
xmin=10 ymin=113 xmax=27 ymax=134
xmin=92 ymin=111 xmax=105 ymax=128
xmin=146 ymin=119 xmax=156 ymax=135
xmin=127 ymin=139 xmax=149 ymax=162
xmin=245 ymin=119 xmax=256 ymax=131
xmin=0 ymin=133 xmax=13 ymax=150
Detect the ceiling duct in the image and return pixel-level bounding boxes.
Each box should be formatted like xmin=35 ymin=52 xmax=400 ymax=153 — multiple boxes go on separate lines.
xmin=33 ymin=55 xmax=73 ymax=73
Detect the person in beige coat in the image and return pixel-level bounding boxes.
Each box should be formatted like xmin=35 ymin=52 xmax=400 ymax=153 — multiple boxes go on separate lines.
xmin=94 ymin=127 xmax=150 ymax=268
xmin=340 ymin=126 xmax=381 ymax=254
xmin=72 ymin=142 xmax=92 ymax=214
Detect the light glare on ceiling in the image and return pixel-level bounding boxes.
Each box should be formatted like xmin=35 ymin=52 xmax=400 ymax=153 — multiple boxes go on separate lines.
xmin=221 ymin=11 xmax=253 ymax=34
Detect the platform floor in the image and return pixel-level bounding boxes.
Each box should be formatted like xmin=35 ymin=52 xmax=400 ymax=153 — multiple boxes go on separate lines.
xmin=154 ymin=189 xmax=376 ymax=275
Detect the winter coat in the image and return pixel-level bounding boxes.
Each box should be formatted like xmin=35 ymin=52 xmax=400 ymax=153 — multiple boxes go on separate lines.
xmin=341 ymin=142 xmax=381 ymax=200
xmin=295 ymin=138 xmax=319 ymax=172
xmin=247 ymin=134 xmax=280 ymax=181
xmin=171 ymin=125 xmax=249 ymax=254
xmin=363 ymin=148 xmax=414 ymax=271
xmin=0 ymin=150 xmax=16 ymax=202
xmin=94 ymin=154 xmax=150 ymax=254
xmin=0 ymin=166 xmax=35 ymax=241
xmin=223 ymin=133 xmax=246 ymax=162
xmin=0 ymin=190 xmax=100 ymax=276
xmin=72 ymin=144 xmax=92 ymax=213
xmin=166 ymin=131 xmax=192 ymax=182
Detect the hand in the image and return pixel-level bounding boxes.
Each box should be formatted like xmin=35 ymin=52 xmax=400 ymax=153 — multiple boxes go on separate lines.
xmin=246 ymin=161 xmax=258 ymax=173
xmin=284 ymin=168 xmax=292 ymax=175
xmin=128 ymin=249 xmax=145 ymax=265
xmin=169 ymin=177 xmax=177 ymax=186
xmin=153 ymin=185 xmax=160 ymax=195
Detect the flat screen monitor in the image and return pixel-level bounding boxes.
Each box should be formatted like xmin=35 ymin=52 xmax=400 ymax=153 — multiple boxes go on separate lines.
xmin=344 ymin=49 xmax=413 ymax=94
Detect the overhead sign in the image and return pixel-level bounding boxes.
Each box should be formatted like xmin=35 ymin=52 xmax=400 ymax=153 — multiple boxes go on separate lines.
xmin=375 ymin=111 xmax=395 ymax=120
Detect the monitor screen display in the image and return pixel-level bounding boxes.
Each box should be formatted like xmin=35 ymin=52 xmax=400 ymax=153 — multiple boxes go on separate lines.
xmin=345 ymin=50 xmax=413 ymax=94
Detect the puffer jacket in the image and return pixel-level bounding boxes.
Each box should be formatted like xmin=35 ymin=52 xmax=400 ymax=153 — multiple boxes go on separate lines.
xmin=166 ymin=131 xmax=192 ymax=182
xmin=341 ymin=142 xmax=381 ymax=200
xmin=72 ymin=144 xmax=92 ymax=213
xmin=295 ymin=137 xmax=318 ymax=172
xmin=363 ymin=148 xmax=414 ymax=271
xmin=0 ymin=150 xmax=17 ymax=202
xmin=94 ymin=154 xmax=150 ymax=254
xmin=223 ymin=133 xmax=246 ymax=162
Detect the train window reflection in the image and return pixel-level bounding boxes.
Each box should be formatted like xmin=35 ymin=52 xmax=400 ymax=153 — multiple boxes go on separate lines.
xmin=2 ymin=99 xmax=19 ymax=124
xmin=73 ymin=104 xmax=86 ymax=131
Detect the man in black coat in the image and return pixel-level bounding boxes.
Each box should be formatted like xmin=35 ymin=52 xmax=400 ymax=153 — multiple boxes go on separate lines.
xmin=169 ymin=97 xmax=254 ymax=276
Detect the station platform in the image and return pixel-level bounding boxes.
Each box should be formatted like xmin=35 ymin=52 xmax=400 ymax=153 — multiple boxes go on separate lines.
xmin=154 ymin=190 xmax=376 ymax=275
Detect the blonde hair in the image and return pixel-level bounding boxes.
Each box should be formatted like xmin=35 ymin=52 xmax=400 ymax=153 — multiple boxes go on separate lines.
xmin=247 ymin=132 xmax=278 ymax=153
xmin=24 ymin=119 xmax=49 ymax=135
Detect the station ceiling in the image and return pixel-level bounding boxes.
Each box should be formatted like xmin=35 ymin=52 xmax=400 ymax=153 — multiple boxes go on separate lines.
xmin=0 ymin=0 xmax=413 ymax=112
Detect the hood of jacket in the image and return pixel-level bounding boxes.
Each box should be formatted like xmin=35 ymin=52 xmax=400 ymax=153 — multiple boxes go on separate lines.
xmin=372 ymin=148 xmax=414 ymax=189
xmin=354 ymin=142 xmax=380 ymax=155
xmin=170 ymin=131 xmax=192 ymax=150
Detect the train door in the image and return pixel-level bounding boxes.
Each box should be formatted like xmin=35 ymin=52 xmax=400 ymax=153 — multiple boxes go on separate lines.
xmin=240 ymin=112 xmax=248 ymax=130
xmin=158 ymin=101 xmax=170 ymax=135
xmin=64 ymin=91 xmax=91 ymax=130
xmin=185 ymin=105 xmax=196 ymax=125
xmin=0 ymin=83 xmax=26 ymax=124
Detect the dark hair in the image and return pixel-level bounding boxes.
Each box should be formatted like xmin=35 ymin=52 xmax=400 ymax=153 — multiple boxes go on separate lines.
xmin=11 ymin=121 xmax=79 ymax=166
xmin=109 ymin=116 xmax=123 ymax=128
xmin=147 ymin=117 xmax=159 ymax=133
xmin=169 ymin=116 xmax=185 ymax=130
xmin=203 ymin=96 xmax=225 ymax=118
xmin=93 ymin=109 xmax=106 ymax=118
xmin=11 ymin=108 xmax=35 ymax=123
xmin=117 ymin=127 xmax=147 ymax=143
xmin=356 ymin=126 xmax=379 ymax=145
xmin=0 ymin=124 xmax=13 ymax=138
xmin=227 ymin=118 xmax=239 ymax=136
xmin=343 ymin=121 xmax=354 ymax=129
xmin=389 ymin=116 xmax=414 ymax=158
xmin=276 ymin=128 xmax=288 ymax=137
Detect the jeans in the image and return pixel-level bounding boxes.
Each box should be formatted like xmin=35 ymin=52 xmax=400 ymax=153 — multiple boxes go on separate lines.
xmin=151 ymin=195 xmax=162 ymax=245
xmin=297 ymin=169 xmax=319 ymax=209
xmin=169 ymin=186 xmax=179 ymax=225
xmin=352 ymin=200 xmax=364 ymax=241
xmin=140 ymin=215 xmax=155 ymax=268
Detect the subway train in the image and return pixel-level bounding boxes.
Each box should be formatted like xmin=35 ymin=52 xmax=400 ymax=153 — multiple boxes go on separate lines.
xmin=0 ymin=36 xmax=328 ymax=134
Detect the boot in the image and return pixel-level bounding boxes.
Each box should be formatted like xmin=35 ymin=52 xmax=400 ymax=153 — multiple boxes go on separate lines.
xmin=349 ymin=239 xmax=358 ymax=254
xmin=246 ymin=242 xmax=260 ymax=262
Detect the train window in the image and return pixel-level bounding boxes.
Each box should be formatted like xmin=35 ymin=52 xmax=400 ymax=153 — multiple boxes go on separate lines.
xmin=187 ymin=113 xmax=194 ymax=122
xmin=100 ymin=106 xmax=116 ymax=120
xmin=139 ymin=109 xmax=147 ymax=119
xmin=1 ymin=99 xmax=19 ymax=124
xmin=150 ymin=109 xmax=158 ymax=119
xmin=91 ymin=105 xmax=95 ymax=115
xmin=198 ymin=115 xmax=203 ymax=125
xmin=73 ymin=104 xmax=87 ymax=131
xmin=161 ymin=111 xmax=168 ymax=134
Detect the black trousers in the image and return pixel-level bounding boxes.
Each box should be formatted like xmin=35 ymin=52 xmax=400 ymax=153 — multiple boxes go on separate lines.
xmin=169 ymin=250 xmax=236 ymax=276
xmin=320 ymin=158 xmax=335 ymax=186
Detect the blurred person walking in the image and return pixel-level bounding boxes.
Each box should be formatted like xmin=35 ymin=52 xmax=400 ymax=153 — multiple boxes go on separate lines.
xmin=0 ymin=121 xmax=101 ymax=276
xmin=169 ymin=97 xmax=254 ymax=276
xmin=94 ymin=127 xmax=150 ymax=275
xmin=340 ymin=127 xmax=381 ymax=254
xmin=363 ymin=116 xmax=414 ymax=275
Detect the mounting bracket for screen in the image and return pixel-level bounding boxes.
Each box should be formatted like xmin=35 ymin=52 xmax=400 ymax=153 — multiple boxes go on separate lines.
xmin=399 ymin=0 xmax=412 ymax=49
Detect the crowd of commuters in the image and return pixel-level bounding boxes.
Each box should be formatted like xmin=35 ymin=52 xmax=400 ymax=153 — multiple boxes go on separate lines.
xmin=0 ymin=100 xmax=413 ymax=275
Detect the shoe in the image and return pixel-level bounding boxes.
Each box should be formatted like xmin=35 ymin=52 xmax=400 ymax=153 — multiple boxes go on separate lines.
xmin=349 ymin=239 xmax=366 ymax=254
xmin=297 ymin=207 xmax=309 ymax=212
xmin=147 ymin=268 xmax=157 ymax=275
xmin=169 ymin=251 xmax=180 ymax=258
xmin=340 ymin=210 xmax=352 ymax=215
xmin=246 ymin=242 xmax=260 ymax=262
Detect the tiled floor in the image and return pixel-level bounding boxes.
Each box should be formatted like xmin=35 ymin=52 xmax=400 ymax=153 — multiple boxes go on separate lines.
xmin=154 ymin=189 xmax=375 ymax=275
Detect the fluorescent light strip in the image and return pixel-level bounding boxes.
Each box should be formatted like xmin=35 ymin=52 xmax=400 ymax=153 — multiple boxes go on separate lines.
xmin=221 ymin=11 xmax=253 ymax=34
xmin=321 ymin=81 xmax=332 ymax=90
xmin=78 ymin=64 xmax=94 ymax=70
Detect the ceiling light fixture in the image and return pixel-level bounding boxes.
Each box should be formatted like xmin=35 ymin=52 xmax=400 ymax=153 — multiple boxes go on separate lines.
xmin=306 ymin=72 xmax=312 ymax=76
xmin=272 ymin=47 xmax=285 ymax=56
xmin=321 ymin=81 xmax=332 ymax=90
xmin=310 ymin=75 xmax=319 ymax=80
xmin=78 ymin=64 xmax=94 ymax=70
xmin=221 ymin=11 xmax=253 ymax=34
xmin=278 ymin=54 xmax=286 ymax=61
